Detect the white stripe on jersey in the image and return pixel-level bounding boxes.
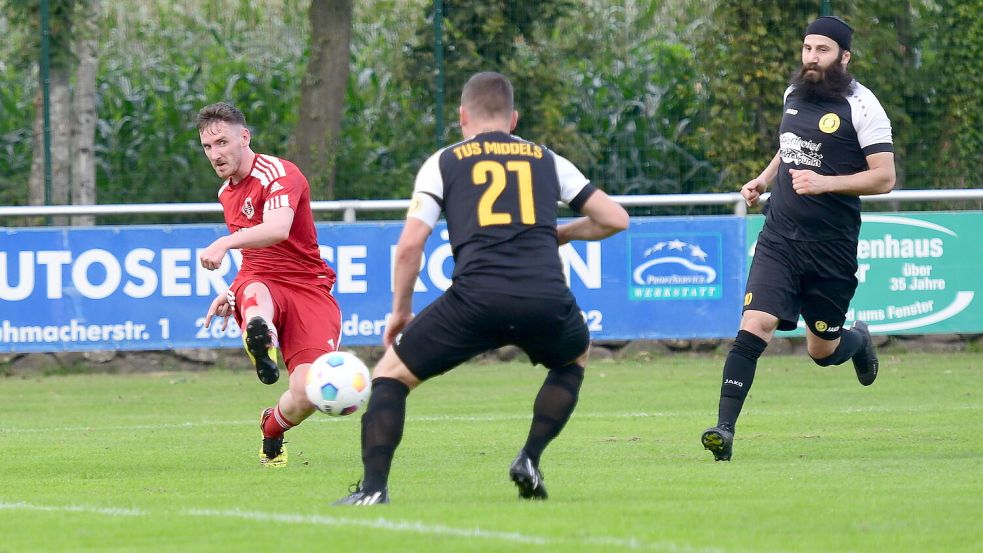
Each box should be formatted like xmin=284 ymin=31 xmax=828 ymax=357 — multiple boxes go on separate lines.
xmin=265 ymin=194 xmax=290 ymax=211
xmin=255 ymin=161 xmax=275 ymax=186
xmin=263 ymin=155 xmax=287 ymax=178
xmin=251 ymin=155 xmax=287 ymax=188
xmin=250 ymin=167 xmax=273 ymax=187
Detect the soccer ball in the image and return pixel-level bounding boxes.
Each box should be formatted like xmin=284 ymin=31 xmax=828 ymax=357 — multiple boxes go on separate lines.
xmin=305 ymin=351 xmax=372 ymax=416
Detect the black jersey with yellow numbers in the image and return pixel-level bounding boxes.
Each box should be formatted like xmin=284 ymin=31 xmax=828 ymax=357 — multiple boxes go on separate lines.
xmin=765 ymin=80 xmax=892 ymax=242
xmin=410 ymin=131 xmax=596 ymax=298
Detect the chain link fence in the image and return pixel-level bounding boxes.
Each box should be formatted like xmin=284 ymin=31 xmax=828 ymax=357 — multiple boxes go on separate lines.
xmin=1 ymin=0 xmax=980 ymax=224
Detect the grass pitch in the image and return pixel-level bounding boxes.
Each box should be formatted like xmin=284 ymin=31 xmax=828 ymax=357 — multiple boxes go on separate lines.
xmin=1 ymin=351 xmax=981 ymax=552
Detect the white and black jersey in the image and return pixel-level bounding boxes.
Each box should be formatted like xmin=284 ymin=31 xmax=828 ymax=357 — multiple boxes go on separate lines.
xmin=408 ymin=130 xmax=596 ymax=298
xmin=765 ymin=81 xmax=893 ymax=242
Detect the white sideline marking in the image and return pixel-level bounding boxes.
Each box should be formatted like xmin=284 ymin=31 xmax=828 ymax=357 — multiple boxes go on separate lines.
xmin=0 ymin=501 xmax=145 ymax=517
xmin=0 ymin=501 xmax=722 ymax=553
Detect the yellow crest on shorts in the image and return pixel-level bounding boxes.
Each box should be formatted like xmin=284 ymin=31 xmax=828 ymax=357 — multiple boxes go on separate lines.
xmin=815 ymin=320 xmax=829 ymax=332
xmin=744 ymin=292 xmax=753 ymax=306
xmin=819 ymin=113 xmax=840 ymax=134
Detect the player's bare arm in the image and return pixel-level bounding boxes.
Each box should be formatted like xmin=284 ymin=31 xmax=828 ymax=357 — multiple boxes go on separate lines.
xmin=790 ymin=151 xmax=895 ymax=196
xmin=742 ymin=153 xmax=781 ymax=206
xmin=556 ymin=190 xmax=629 ymax=245
xmin=384 ymin=217 xmax=432 ymax=346
xmin=199 ymin=206 xmax=295 ymax=270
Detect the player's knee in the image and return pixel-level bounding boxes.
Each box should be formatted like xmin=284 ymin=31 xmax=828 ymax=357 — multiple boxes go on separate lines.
xmin=556 ymin=362 xmax=585 ymax=379
xmin=573 ymin=348 xmax=590 ymax=368
xmin=242 ymin=281 xmax=271 ymax=301
xmin=739 ymin=319 xmax=778 ymax=343
xmin=372 ymin=348 xmax=422 ymax=391
xmin=547 ymin=362 xmax=585 ymax=392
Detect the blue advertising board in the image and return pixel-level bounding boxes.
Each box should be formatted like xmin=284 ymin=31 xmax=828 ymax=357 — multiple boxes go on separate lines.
xmin=0 ymin=217 xmax=745 ymax=353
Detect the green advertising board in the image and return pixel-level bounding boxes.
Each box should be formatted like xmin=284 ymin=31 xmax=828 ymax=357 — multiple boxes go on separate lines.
xmin=746 ymin=212 xmax=983 ymax=335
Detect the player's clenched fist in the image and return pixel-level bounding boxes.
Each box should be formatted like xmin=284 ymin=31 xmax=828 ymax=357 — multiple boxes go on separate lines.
xmin=741 ymin=177 xmax=767 ymax=206
xmin=199 ymin=240 xmax=228 ymax=270
xmin=790 ymin=168 xmax=828 ymax=195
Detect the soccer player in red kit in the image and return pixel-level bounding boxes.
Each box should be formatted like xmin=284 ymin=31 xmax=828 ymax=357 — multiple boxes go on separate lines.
xmin=197 ymin=102 xmax=342 ymax=467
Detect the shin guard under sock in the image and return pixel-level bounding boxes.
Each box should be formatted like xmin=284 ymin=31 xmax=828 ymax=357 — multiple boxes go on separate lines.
xmin=360 ymin=377 xmax=409 ymax=492
xmin=717 ymin=330 xmax=768 ymax=430
xmin=524 ymin=364 xmax=584 ymax=466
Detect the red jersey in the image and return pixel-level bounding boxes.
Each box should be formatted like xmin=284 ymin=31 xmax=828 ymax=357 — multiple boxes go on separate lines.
xmin=218 ymin=154 xmax=335 ymax=287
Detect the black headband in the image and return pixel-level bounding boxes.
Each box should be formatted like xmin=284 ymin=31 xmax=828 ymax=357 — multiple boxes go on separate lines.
xmin=805 ymin=16 xmax=853 ymax=51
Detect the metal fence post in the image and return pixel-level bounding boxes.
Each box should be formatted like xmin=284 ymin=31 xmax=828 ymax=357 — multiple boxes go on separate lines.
xmin=434 ymin=0 xmax=445 ymax=148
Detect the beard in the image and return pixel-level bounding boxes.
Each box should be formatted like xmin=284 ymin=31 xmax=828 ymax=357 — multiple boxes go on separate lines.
xmin=790 ymin=60 xmax=854 ymax=101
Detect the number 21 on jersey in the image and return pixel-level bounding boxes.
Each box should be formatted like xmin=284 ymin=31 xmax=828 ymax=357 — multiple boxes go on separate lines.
xmin=472 ymin=160 xmax=535 ymax=227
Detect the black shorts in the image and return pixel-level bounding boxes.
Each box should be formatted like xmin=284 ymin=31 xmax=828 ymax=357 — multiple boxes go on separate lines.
xmin=393 ymin=285 xmax=590 ymax=381
xmin=744 ymin=228 xmax=858 ymax=339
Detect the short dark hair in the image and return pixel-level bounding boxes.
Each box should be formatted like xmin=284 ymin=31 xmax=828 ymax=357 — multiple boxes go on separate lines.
xmin=460 ymin=72 xmax=514 ymax=120
xmin=196 ymin=102 xmax=247 ymax=132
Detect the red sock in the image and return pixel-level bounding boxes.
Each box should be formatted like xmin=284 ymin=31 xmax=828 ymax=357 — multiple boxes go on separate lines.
xmin=262 ymin=405 xmax=296 ymax=439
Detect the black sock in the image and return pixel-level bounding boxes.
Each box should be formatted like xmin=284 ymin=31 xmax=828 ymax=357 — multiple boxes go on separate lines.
xmin=523 ymin=363 xmax=584 ymax=466
xmin=360 ymin=377 xmax=409 ymax=492
xmin=717 ymin=330 xmax=768 ymax=431
xmin=811 ymin=327 xmax=864 ymax=366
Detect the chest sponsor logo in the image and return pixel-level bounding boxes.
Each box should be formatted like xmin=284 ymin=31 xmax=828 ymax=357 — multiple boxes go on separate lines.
xmin=819 ymin=113 xmax=841 ymax=134
xmin=628 ymin=234 xmax=723 ymax=300
xmin=242 ymin=197 xmax=255 ymax=219
xmin=779 ymin=132 xmax=823 ymax=168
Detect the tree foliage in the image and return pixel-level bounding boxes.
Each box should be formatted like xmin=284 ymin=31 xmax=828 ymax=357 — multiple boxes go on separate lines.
xmin=692 ymin=0 xmax=817 ymax=189
xmin=837 ymin=0 xmax=920 ymax=189
xmin=912 ymin=0 xmax=983 ymax=188
xmin=556 ymin=2 xmax=718 ymax=198
xmin=399 ymin=1 xmax=578 ymax=149
xmin=288 ymin=0 xmax=352 ymax=200
xmin=2 ymin=0 xmax=76 ymax=70
xmin=1 ymin=0 xmax=981 ymax=223
xmin=693 ymin=0 xmax=982 ymax=193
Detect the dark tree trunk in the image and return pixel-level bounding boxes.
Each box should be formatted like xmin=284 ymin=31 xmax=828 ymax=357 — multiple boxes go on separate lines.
xmin=288 ymin=0 xmax=353 ymax=200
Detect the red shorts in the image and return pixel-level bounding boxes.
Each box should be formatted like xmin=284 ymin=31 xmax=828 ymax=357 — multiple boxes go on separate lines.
xmin=230 ymin=277 xmax=341 ymax=372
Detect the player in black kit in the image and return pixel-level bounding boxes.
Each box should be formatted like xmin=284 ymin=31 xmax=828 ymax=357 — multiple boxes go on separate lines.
xmin=702 ymin=16 xmax=896 ymax=461
xmin=334 ymin=71 xmax=629 ymax=504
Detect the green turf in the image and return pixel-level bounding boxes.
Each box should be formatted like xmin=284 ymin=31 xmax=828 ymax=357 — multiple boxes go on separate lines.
xmin=1 ymin=351 xmax=981 ymax=552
